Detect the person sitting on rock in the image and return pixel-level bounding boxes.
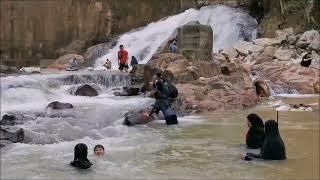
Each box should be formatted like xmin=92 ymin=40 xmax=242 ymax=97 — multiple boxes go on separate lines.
xmin=70 ymin=143 xmax=93 ymax=169
xmin=66 ymin=57 xmax=79 ymax=71
xmin=94 ymin=144 xmax=105 ymax=157
xmin=245 ymin=113 xmax=265 ymax=149
xmin=243 ymin=120 xmax=286 ymax=161
xmin=103 ymin=59 xmax=112 ymax=69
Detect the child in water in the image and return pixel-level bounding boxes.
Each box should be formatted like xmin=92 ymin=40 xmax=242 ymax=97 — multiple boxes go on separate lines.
xmin=94 ymin=144 xmax=105 ymax=157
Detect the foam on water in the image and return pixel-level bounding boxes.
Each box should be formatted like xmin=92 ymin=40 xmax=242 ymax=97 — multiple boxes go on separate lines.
xmin=94 ymin=5 xmax=257 ymax=68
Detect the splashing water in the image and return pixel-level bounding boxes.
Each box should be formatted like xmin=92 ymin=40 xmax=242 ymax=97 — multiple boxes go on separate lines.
xmin=94 ymin=5 xmax=257 ymax=68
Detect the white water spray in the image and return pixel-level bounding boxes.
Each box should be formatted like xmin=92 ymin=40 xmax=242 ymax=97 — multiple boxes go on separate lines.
xmin=94 ymin=5 xmax=257 ymax=68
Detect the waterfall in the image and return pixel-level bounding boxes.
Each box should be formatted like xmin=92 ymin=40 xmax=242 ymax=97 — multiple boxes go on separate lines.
xmin=94 ymin=5 xmax=258 ymax=68
xmin=0 ymin=71 xmax=131 ymax=114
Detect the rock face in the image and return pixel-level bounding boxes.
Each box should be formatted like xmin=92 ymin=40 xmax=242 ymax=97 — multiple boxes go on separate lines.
xmin=175 ymin=65 xmax=258 ymax=112
xmin=74 ymin=84 xmax=99 ymax=97
xmin=177 ymin=21 xmax=213 ymax=62
xmin=252 ymin=62 xmax=319 ymax=94
xmin=233 ymin=41 xmax=264 ymax=56
xmin=0 ymin=0 xmax=195 ymax=67
xmin=46 ymin=101 xmax=74 ymax=109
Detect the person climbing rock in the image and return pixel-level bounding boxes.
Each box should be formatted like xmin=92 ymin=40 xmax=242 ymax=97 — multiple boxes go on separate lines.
xmin=118 ymin=45 xmax=129 ymax=72
xmin=70 ymin=143 xmax=93 ymax=169
xmin=103 ymin=59 xmax=112 ymax=69
xmin=66 ymin=57 xmax=78 ymax=71
xmin=245 ymin=113 xmax=265 ymax=149
xmin=243 ymin=120 xmax=286 ymax=161
xmin=149 ymin=82 xmax=178 ymax=125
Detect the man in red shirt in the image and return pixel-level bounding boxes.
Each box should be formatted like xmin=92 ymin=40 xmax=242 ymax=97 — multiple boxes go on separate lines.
xmin=118 ymin=45 xmax=129 ymax=72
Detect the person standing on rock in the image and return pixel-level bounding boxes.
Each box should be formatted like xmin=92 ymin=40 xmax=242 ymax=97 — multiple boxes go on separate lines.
xmin=118 ymin=45 xmax=129 ymax=72
xmin=103 ymin=59 xmax=112 ymax=69
xmin=130 ymin=56 xmax=138 ymax=67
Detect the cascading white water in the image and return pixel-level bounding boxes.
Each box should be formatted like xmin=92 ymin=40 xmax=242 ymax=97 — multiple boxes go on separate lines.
xmin=94 ymin=5 xmax=257 ymax=68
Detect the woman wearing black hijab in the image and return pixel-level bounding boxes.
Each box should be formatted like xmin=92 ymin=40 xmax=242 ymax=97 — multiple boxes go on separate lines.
xmin=246 ymin=113 xmax=265 ymax=149
xmin=70 ymin=143 xmax=93 ymax=169
xmin=244 ymin=120 xmax=286 ymax=161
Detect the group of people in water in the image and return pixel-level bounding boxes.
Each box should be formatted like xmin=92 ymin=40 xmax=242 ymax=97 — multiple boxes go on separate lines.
xmin=243 ymin=113 xmax=286 ymax=161
xmin=70 ymin=112 xmax=286 ymax=169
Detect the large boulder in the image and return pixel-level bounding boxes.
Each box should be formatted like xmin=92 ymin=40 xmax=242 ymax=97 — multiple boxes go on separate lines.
xmin=252 ymin=62 xmax=320 ymax=94
xmin=144 ymin=53 xmax=199 ymax=84
xmin=123 ymin=108 xmax=161 ymax=126
xmin=175 ymin=65 xmax=258 ymax=112
xmin=47 ymin=54 xmax=84 ymax=70
xmin=46 ymin=101 xmax=74 ymax=109
xmin=73 ymin=84 xmax=99 ymax=97
xmin=296 ymin=30 xmax=320 ymax=49
xmin=0 ymin=114 xmax=21 ymax=126
xmin=0 ymin=127 xmax=25 ymax=143
xmin=177 ymin=21 xmax=213 ymax=62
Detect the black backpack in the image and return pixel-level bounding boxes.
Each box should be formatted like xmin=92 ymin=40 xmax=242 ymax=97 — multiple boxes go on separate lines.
xmin=164 ymin=81 xmax=178 ymax=98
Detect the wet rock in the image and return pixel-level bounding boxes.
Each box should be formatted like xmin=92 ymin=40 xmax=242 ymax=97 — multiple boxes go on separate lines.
xmin=296 ymin=30 xmax=320 ymax=49
xmin=0 ymin=65 xmax=21 ymax=74
xmin=274 ymin=49 xmax=293 ymax=61
xmin=47 ymin=101 xmax=74 ymax=109
xmin=123 ymin=85 xmax=140 ymax=96
xmin=0 ymin=127 xmax=25 ymax=143
xmin=130 ymin=64 xmax=145 ymax=85
xmin=74 ymin=84 xmax=99 ymax=97
xmin=233 ymin=40 xmax=264 ymax=56
xmin=123 ymin=108 xmax=156 ymax=126
xmin=1 ymin=114 xmax=19 ymax=126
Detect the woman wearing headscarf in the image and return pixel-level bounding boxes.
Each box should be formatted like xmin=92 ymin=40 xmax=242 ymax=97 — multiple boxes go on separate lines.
xmin=246 ymin=113 xmax=265 ymax=149
xmin=244 ymin=120 xmax=286 ymax=161
xmin=70 ymin=143 xmax=93 ymax=169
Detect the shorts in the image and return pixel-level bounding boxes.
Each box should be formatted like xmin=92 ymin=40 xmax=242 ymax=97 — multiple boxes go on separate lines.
xmin=118 ymin=63 xmax=129 ymax=71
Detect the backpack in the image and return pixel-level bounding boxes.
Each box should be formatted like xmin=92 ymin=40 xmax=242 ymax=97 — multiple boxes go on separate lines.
xmin=164 ymin=81 xmax=178 ymax=98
